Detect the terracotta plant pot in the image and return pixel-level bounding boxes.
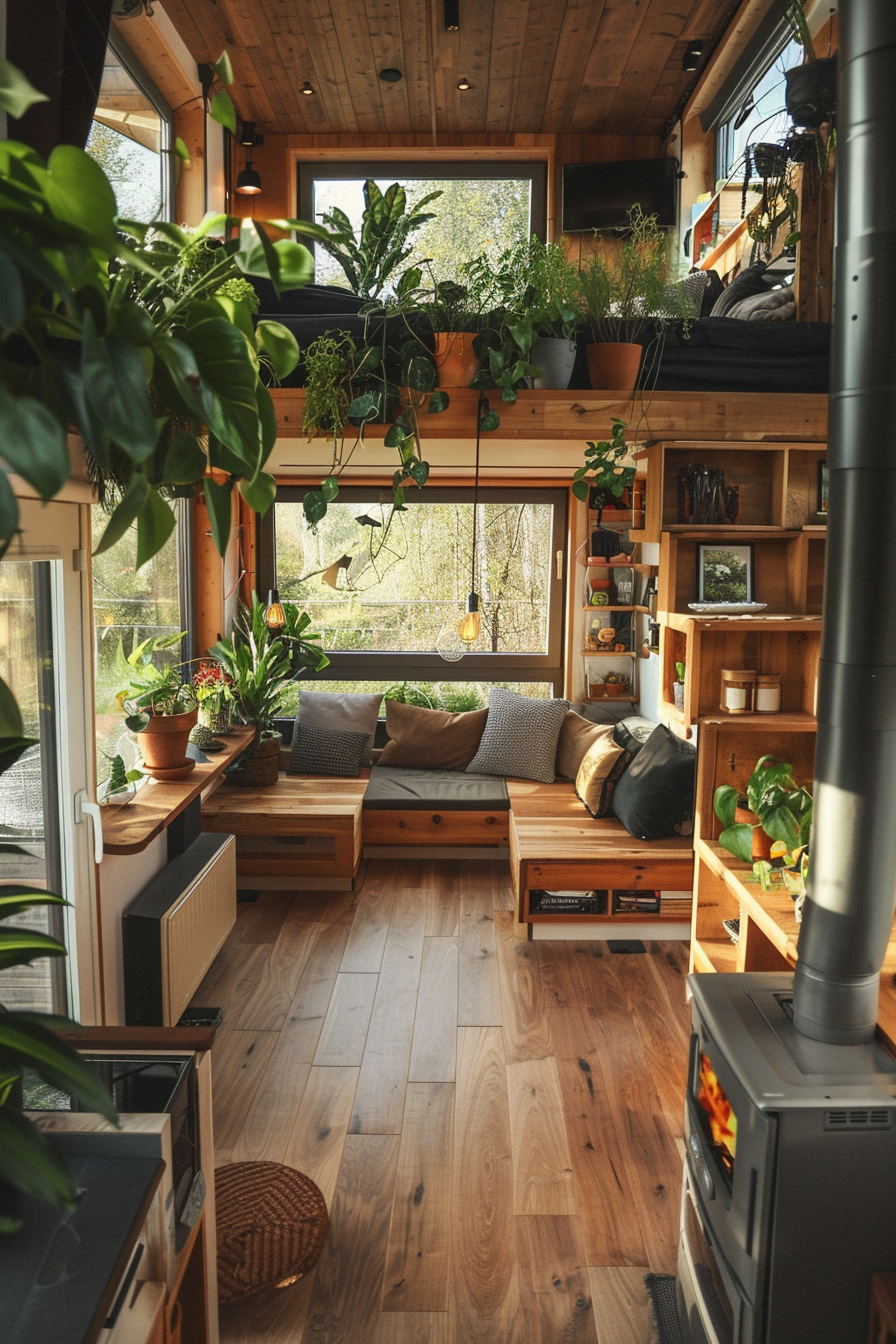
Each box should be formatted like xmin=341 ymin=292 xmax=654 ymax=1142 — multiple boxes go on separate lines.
xmin=586 ymin=342 xmax=642 ymax=391
xmin=230 ymin=734 xmax=280 ymax=787
xmin=734 ymin=805 xmax=773 ymax=862
xmin=138 ymin=709 xmax=198 ymax=779
xmin=432 ymin=332 xmax=480 ymax=387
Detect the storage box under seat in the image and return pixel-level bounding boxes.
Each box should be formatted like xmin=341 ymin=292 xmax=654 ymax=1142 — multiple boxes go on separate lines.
xmin=362 ymin=766 xmax=510 ymax=846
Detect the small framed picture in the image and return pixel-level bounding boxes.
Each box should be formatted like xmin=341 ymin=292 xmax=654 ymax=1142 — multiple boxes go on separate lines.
xmin=817 ymin=460 xmax=828 ymax=515
xmin=696 ymin=543 xmax=754 ymax=604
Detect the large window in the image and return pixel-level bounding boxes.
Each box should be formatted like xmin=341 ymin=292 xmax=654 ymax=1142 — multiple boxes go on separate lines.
xmin=87 ymin=34 xmax=173 ymax=222
xmin=716 ymin=37 xmax=802 ymax=184
xmin=297 ymin=161 xmax=547 ymax=291
xmin=258 ymin=486 xmax=567 ymax=700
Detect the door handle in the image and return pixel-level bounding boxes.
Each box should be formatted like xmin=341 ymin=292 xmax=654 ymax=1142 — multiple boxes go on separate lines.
xmin=74 ymin=790 xmax=104 ymax=865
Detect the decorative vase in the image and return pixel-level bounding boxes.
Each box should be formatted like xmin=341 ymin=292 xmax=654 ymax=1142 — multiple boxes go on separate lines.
xmin=432 ymin=332 xmax=480 ymax=387
xmin=586 ymin=342 xmax=642 ymax=391
xmin=199 ymin=703 xmax=232 ymax=734
xmin=137 ymin=709 xmax=198 ymax=779
xmin=734 ymin=804 xmax=773 ymax=862
xmin=230 ymin=734 xmax=280 ymax=787
xmin=673 ymin=682 xmax=685 ymax=712
xmin=531 ymin=336 xmax=577 ymax=390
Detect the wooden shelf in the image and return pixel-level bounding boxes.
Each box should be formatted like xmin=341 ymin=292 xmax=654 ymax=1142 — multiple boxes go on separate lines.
xmin=102 ymin=727 xmax=254 ymax=856
xmin=581 ymin=605 xmax=649 ymax=613
xmin=582 ymin=649 xmax=637 ymax=657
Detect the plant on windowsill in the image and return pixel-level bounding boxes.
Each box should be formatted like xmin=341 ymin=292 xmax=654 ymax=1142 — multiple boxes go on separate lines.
xmin=210 ymin=595 xmax=329 ymax=786
xmin=98 ymin=752 xmax=143 ymax=806
xmin=192 ymin=661 xmax=235 ymax=734
xmin=116 ymin=633 xmax=199 ymax=780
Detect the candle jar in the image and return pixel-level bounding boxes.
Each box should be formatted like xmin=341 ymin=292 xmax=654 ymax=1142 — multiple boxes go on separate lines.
xmin=720 ymin=668 xmax=756 ymax=714
xmin=755 ymin=673 xmax=782 ymax=713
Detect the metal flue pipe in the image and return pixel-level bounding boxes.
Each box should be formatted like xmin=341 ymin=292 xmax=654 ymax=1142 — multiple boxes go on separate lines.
xmin=792 ymin=0 xmax=896 ymax=1044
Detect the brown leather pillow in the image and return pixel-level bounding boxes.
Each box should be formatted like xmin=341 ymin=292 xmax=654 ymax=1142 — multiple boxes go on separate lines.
xmin=556 ymin=712 xmax=618 ymax=781
xmin=377 ymin=700 xmax=489 ymax=770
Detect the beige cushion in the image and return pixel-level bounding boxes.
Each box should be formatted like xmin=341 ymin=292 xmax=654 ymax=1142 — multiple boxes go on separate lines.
xmin=555 ymin=711 xmax=618 ymax=781
xmin=575 ymin=730 xmax=627 ymax=818
xmin=378 ymin=700 xmax=488 ymax=770
xmin=297 ymin=690 xmax=382 ymax=764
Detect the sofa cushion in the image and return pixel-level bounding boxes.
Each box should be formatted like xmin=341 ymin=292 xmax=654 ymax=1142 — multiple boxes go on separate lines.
xmin=364 ymin=766 xmax=509 ymax=810
xmin=611 ymin=724 xmax=696 ymax=840
xmin=574 ymin=729 xmax=628 ymax=818
xmin=378 ymin=701 xmax=488 ymax=771
xmin=556 ymin=711 xmax=618 ymax=781
xmin=612 ymin=715 xmax=658 ymax=759
xmin=466 ymin=688 xmax=570 ymax=784
xmin=709 ymin=261 xmax=769 ymax=318
xmin=296 ymin=690 xmax=383 ymax=764
xmin=288 ymin=723 xmax=368 ymax=777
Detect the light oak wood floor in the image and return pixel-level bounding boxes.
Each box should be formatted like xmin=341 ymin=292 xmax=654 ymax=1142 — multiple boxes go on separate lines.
xmin=194 ymin=858 xmax=691 ymax=1343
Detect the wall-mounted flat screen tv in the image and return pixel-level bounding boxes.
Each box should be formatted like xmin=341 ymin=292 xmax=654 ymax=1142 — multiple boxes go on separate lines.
xmin=562 ymin=158 xmax=680 ymax=232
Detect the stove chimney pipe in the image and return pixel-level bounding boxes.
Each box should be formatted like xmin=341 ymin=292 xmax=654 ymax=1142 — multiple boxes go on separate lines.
xmin=792 ymin=1 xmax=896 ymax=1045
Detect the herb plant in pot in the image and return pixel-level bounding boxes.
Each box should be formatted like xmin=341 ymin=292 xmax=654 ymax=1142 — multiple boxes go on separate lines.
xmin=117 ymin=634 xmax=198 ymax=781
xmin=713 ymin=754 xmax=813 ymax=868
xmin=521 ymin=238 xmax=581 ymax=390
xmin=571 ymin=418 xmax=635 ymax=524
xmin=576 ymin=205 xmax=673 ymax=391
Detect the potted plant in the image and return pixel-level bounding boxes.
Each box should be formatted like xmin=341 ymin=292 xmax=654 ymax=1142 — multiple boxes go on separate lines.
xmin=117 ymin=633 xmax=199 ymax=780
xmin=673 ymin=662 xmax=686 ymax=712
xmin=521 ymin=238 xmax=581 ymax=389
xmin=571 ymin=419 xmax=635 ymax=523
xmin=192 ymin=661 xmax=235 ymax=734
xmin=98 ymin=752 xmax=142 ymax=806
xmin=713 ymin=754 xmax=813 ymax=867
xmin=785 ymin=2 xmax=837 ymax=130
xmin=416 ymin=277 xmax=488 ymax=388
xmin=210 ymin=595 xmax=329 ymax=786
xmin=576 ymin=205 xmax=682 ymax=391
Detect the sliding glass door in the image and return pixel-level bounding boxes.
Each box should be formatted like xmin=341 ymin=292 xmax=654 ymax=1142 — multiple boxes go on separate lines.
xmin=0 ymin=499 xmax=99 ymax=1022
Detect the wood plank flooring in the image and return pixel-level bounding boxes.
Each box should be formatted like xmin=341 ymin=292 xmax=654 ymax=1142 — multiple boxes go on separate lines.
xmin=193 ymin=858 xmax=691 ymax=1343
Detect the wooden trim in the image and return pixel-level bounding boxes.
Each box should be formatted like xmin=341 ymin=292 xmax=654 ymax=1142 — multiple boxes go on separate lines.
xmin=684 ymin=0 xmax=782 ymax=124
xmin=54 ymin=1024 xmax=217 ymax=1051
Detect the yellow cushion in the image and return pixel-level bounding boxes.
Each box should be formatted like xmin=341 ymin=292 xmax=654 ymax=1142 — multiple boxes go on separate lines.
xmin=575 ymin=730 xmax=627 ymax=818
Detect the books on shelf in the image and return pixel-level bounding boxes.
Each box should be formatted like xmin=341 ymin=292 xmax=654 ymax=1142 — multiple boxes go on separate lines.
xmin=529 ymin=889 xmax=607 ymax=915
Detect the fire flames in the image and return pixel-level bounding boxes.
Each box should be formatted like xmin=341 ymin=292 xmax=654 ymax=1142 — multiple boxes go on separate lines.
xmin=697 ymin=1052 xmax=737 ymax=1173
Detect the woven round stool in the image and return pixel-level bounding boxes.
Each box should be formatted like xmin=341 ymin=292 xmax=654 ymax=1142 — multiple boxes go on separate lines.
xmin=215 ymin=1161 xmax=329 ymax=1302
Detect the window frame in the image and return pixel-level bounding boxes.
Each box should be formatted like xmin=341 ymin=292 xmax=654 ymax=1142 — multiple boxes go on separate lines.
xmin=257 ymin=484 xmax=568 ymax=696
xmin=100 ymin=27 xmax=175 ymax=222
xmin=296 ymin=158 xmax=549 ymax=247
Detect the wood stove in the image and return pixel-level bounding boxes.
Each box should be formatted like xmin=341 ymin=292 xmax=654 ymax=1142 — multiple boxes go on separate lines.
xmin=677 ymin=973 xmax=896 ymax=1343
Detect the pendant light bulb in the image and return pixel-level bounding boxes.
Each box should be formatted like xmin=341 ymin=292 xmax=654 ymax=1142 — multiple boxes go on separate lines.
xmin=458 ymin=593 xmax=481 ymax=642
xmin=265 ymin=588 xmax=286 ymax=633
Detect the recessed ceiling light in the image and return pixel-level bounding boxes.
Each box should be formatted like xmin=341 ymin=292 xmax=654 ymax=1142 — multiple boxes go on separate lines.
xmin=444 ymin=0 xmax=460 ymax=30
xmin=457 ymin=76 xmax=471 ymax=91
xmin=682 ymin=40 xmax=704 ymax=72
xmin=379 ymin=68 xmax=403 ymax=83
xmin=301 ymin=81 xmax=315 ymax=96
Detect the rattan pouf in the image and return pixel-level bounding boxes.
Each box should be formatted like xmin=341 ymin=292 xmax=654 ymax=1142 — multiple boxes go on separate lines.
xmin=215 ymin=1161 xmax=329 ymax=1302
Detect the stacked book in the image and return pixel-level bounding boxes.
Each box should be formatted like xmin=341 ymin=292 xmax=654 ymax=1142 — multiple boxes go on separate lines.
xmin=529 ymin=890 xmax=607 ymax=915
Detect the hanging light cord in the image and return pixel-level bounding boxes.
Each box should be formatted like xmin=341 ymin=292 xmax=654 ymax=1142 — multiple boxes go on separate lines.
xmin=471 ymin=394 xmax=485 ymax=592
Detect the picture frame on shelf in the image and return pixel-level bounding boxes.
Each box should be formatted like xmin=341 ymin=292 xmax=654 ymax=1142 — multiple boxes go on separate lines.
xmin=817 ymin=460 xmax=828 ymax=515
xmin=696 ymin=543 xmax=754 ymax=604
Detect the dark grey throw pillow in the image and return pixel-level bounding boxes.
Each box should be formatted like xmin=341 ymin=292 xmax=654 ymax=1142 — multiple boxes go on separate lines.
xmin=613 ymin=716 xmax=658 ymax=759
xmin=466 ymin=688 xmax=570 ymax=783
xmin=611 ymin=724 xmax=696 ymax=840
xmin=288 ymin=722 xmax=368 ymax=777
xmin=709 ymin=261 xmax=769 ymax=318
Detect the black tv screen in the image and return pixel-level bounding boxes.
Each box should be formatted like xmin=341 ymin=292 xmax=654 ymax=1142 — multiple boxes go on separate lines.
xmin=562 ymin=158 xmax=680 ymax=232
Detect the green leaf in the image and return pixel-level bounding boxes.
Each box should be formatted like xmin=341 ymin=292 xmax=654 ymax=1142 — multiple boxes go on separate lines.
xmin=480 ymin=408 xmax=500 ymax=432
xmin=271 ymin=239 xmax=314 ymax=288
xmin=203 ymin=477 xmax=233 ymax=556
xmin=0 ymin=1017 xmax=117 ymax=1122
xmin=81 ymin=313 xmax=159 ymax=461
xmin=213 ymin=52 xmax=234 ymax=85
xmin=136 ymin=489 xmax=176 ymax=569
xmin=428 ymin=390 xmax=449 ymax=414
xmin=92 ymin=475 xmax=149 ymax=556
xmin=718 ymin=822 xmax=755 ymax=864
xmin=153 ymin=336 xmax=204 ymax=421
xmin=174 ymin=136 xmax=191 ymax=163
xmin=238 ymin=471 xmax=276 ymax=515
xmin=303 ymin=490 xmax=328 ymax=527
xmin=762 ymin=803 xmax=802 ymax=848
xmin=0 ymin=929 xmax=66 ymax=972
xmin=713 ymin=784 xmax=739 ymax=831
xmin=0 ymin=466 xmax=19 ymax=544
xmin=0 ymin=59 xmax=49 ymax=118
xmin=347 ymin=391 xmax=380 ymax=423
xmin=0 ymin=678 xmax=25 ymax=739
xmin=0 ymin=389 xmax=69 ymax=499
xmin=571 ymin=480 xmax=589 ymax=503
xmin=256 ymin=382 xmax=277 ymax=462
xmin=0 ymin=249 xmax=24 ymax=331
xmin=0 ymin=888 xmax=67 ymax=923
xmin=0 ymin=1109 xmax=79 ymax=1211
xmin=210 ymin=89 xmax=236 ymax=134
xmin=383 ymin=422 xmax=406 ymax=449
xmin=185 ymin=318 xmax=261 ymax=462
xmin=162 ymin=430 xmax=206 ymax=484
xmin=45 ymin=145 xmax=117 ymax=247
xmin=256 ymin=320 xmax=299 ymax=378
xmin=408 ymin=459 xmax=429 ymax=486
xmin=107 ymin=300 xmax=156 ymax=346
xmin=404 ymin=354 xmax=437 ymax=393
xmin=320 ymin=476 xmax=339 ymax=502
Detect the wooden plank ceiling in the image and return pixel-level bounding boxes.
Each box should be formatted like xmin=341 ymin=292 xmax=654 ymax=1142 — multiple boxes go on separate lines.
xmin=159 ymin=0 xmax=738 ymax=140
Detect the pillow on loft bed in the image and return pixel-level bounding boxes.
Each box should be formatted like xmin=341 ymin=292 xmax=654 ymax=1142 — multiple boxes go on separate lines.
xmin=466 ymin=688 xmax=570 ymax=784
xmin=377 ymin=700 xmax=488 ymax=770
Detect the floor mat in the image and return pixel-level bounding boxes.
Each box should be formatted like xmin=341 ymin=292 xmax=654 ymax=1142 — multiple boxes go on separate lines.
xmin=644 ymin=1273 xmax=683 ymax=1344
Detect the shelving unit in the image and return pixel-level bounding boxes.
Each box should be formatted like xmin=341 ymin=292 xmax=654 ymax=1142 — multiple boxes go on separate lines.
xmin=581 ymin=558 xmax=653 ymax=706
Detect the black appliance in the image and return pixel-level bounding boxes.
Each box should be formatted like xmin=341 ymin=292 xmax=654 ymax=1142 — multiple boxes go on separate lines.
xmin=561 ymin=157 xmax=679 ymax=232
xmin=678 ymin=974 xmax=896 ymax=1343
xmin=28 ymin=1053 xmax=201 ymax=1247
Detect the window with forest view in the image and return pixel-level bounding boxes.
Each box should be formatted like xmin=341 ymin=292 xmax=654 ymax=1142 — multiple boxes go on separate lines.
xmin=260 ymin=487 xmax=566 ymax=698
xmin=298 ymin=163 xmax=546 ymax=292
xmin=86 ymin=39 xmax=171 ymax=223
xmin=92 ymin=506 xmax=184 ymax=780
